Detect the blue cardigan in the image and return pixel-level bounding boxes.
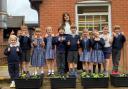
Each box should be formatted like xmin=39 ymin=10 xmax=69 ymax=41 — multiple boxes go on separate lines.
xmin=4 ymin=46 xmax=22 ymax=64
xmin=112 ymin=34 xmax=126 ymax=50
xmin=66 ymin=34 xmax=80 ymax=51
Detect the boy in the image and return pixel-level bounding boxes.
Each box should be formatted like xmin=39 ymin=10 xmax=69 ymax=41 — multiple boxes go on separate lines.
xmin=112 ymin=25 xmax=126 ymax=74
xmin=54 ymin=27 xmax=67 ymax=74
xmin=67 ymin=25 xmax=80 ymax=77
xmin=19 ymin=25 xmax=31 ymax=73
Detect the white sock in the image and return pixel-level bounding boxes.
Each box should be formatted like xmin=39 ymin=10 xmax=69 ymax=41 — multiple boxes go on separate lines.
xmin=12 ymin=81 xmax=15 ymax=84
xmin=41 ymin=71 xmax=44 ymax=74
xmin=48 ymin=70 xmax=51 ymax=73
xmin=51 ymin=70 xmax=54 ymax=73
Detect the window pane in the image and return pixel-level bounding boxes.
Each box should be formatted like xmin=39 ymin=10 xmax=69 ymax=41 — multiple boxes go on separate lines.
xmin=78 ymin=6 xmax=108 ymax=14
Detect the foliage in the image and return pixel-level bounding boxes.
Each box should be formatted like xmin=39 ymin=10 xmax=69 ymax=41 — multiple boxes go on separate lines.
xmin=80 ymin=72 xmax=107 ymax=78
xmin=49 ymin=73 xmax=70 ymax=79
xmin=19 ymin=73 xmax=41 ymax=79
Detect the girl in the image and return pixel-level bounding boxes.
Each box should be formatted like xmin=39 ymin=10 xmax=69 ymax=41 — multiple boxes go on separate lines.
xmin=79 ymin=29 xmax=92 ymax=73
xmin=112 ymin=25 xmax=126 ymax=74
xmin=31 ymin=28 xmax=45 ymax=75
xmin=54 ymin=27 xmax=67 ymax=74
xmin=4 ymin=35 xmax=22 ymax=88
xmin=91 ymin=31 xmax=105 ymax=73
xmin=100 ymin=26 xmax=112 ymax=75
xmin=61 ymin=12 xmax=71 ymax=35
xmin=19 ymin=25 xmax=31 ymax=73
xmin=44 ymin=26 xmax=55 ymax=75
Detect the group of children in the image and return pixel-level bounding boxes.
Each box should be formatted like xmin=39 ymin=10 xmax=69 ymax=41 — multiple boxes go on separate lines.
xmin=4 ymin=12 xmax=126 ymax=88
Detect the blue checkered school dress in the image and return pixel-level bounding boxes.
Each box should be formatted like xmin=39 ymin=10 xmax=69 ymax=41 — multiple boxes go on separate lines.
xmin=80 ymin=38 xmax=91 ymax=62
xmin=31 ymin=38 xmax=45 ymax=67
xmin=91 ymin=50 xmax=104 ymax=63
xmin=45 ymin=36 xmax=55 ymax=60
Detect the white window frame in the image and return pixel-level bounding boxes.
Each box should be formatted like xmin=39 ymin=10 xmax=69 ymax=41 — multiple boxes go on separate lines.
xmin=75 ymin=1 xmax=112 ymax=35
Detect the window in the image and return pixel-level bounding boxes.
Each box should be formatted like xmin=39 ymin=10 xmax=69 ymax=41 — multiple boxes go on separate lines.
xmin=76 ymin=1 xmax=111 ymax=34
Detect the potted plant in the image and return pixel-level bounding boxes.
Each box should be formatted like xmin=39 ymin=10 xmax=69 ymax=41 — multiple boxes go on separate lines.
xmin=110 ymin=73 xmax=128 ymax=87
xmin=80 ymin=72 xmax=109 ymax=88
xmin=15 ymin=72 xmax=43 ymax=89
xmin=49 ymin=74 xmax=76 ymax=89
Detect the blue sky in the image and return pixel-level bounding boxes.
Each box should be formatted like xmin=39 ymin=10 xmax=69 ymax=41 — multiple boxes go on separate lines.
xmin=7 ymin=0 xmax=38 ymax=23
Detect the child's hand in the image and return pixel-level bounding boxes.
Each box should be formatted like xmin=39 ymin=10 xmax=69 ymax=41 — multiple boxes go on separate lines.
xmin=95 ymin=38 xmax=100 ymax=41
xmin=41 ymin=41 xmax=45 ymax=47
xmin=77 ymin=40 xmax=80 ymax=44
xmin=8 ymin=47 xmax=10 ymax=52
xmin=45 ymin=34 xmax=48 ymax=38
xmin=113 ymin=32 xmax=117 ymax=37
xmin=33 ymin=42 xmax=37 ymax=46
xmin=78 ymin=48 xmax=82 ymax=55
xmin=67 ymin=41 xmax=70 ymax=45
xmin=121 ymin=32 xmax=124 ymax=35
xmin=16 ymin=48 xmax=19 ymax=52
xmin=61 ymin=37 xmax=64 ymax=41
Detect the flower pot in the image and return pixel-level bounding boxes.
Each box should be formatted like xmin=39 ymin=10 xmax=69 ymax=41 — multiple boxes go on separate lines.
xmin=110 ymin=74 xmax=128 ymax=87
xmin=81 ymin=77 xmax=109 ymax=88
xmin=15 ymin=76 xmax=43 ymax=89
xmin=50 ymin=78 xmax=76 ymax=89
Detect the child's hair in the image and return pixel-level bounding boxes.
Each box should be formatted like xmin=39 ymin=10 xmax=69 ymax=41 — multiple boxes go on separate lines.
xmin=35 ymin=28 xmax=41 ymax=32
xmin=70 ymin=25 xmax=77 ymax=29
xmin=45 ymin=26 xmax=53 ymax=33
xmin=83 ymin=28 xmax=89 ymax=33
xmin=20 ymin=25 xmax=28 ymax=30
xmin=113 ymin=25 xmax=120 ymax=30
xmin=58 ymin=26 xmax=65 ymax=32
xmin=62 ymin=12 xmax=71 ymax=26
xmin=8 ymin=35 xmax=17 ymax=44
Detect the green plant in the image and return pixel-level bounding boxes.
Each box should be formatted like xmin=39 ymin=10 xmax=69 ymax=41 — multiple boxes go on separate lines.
xmin=49 ymin=73 xmax=69 ymax=79
xmin=80 ymin=72 xmax=107 ymax=78
xmin=19 ymin=73 xmax=41 ymax=79
xmin=118 ymin=74 xmax=128 ymax=77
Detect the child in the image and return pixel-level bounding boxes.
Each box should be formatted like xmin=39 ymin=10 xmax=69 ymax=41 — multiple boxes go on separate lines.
xmin=44 ymin=26 xmax=55 ymax=75
xmin=112 ymin=25 xmax=126 ymax=74
xmin=100 ymin=26 xmax=112 ymax=75
xmin=67 ymin=25 xmax=80 ymax=76
xmin=91 ymin=31 xmax=105 ymax=73
xmin=54 ymin=27 xmax=67 ymax=74
xmin=4 ymin=35 xmax=22 ymax=88
xmin=19 ymin=25 xmax=31 ymax=73
xmin=31 ymin=28 xmax=45 ymax=75
xmin=79 ymin=29 xmax=92 ymax=73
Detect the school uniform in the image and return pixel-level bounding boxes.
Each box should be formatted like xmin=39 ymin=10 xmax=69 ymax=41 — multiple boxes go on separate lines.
xmin=31 ymin=38 xmax=45 ymax=67
xmin=4 ymin=45 xmax=22 ymax=81
xmin=67 ymin=34 xmax=80 ymax=63
xmin=80 ymin=38 xmax=91 ymax=62
xmin=19 ymin=36 xmax=31 ymax=62
xmin=91 ymin=38 xmax=105 ymax=63
xmin=100 ymin=34 xmax=112 ymax=59
xmin=54 ymin=34 xmax=67 ymax=74
xmin=44 ymin=35 xmax=55 ymax=60
xmin=112 ymin=33 xmax=126 ymax=71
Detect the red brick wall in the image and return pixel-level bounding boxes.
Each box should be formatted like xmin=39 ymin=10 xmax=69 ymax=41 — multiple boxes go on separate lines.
xmin=39 ymin=0 xmax=77 ymax=35
xmin=39 ymin=0 xmax=128 ymax=36
xmin=111 ymin=0 xmax=128 ymax=35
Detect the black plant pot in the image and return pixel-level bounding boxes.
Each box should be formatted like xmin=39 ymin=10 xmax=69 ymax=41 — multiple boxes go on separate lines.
xmin=15 ymin=77 xmax=43 ymax=89
xmin=81 ymin=77 xmax=109 ymax=88
xmin=110 ymin=74 xmax=128 ymax=87
xmin=50 ymin=78 xmax=76 ymax=89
